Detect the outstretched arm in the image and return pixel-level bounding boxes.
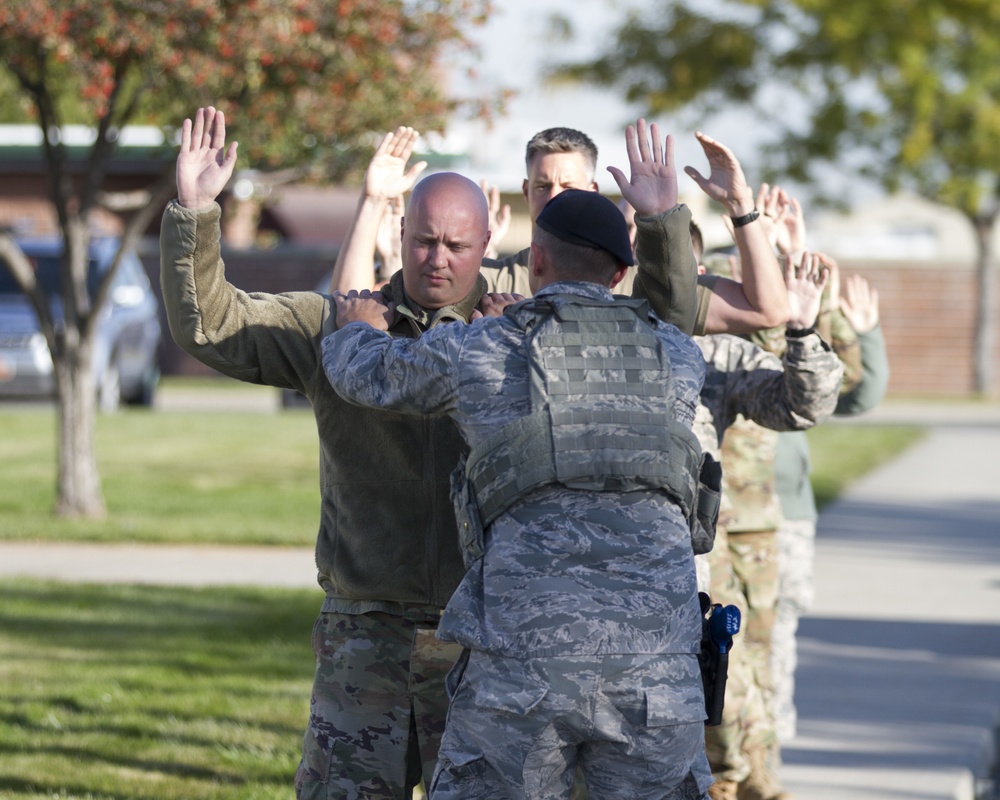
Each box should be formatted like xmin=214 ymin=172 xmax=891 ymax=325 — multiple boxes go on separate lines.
xmin=176 ymin=106 xmax=239 ymax=210
xmin=686 ymin=132 xmax=790 ymax=334
xmin=329 ymin=126 xmax=427 ymax=293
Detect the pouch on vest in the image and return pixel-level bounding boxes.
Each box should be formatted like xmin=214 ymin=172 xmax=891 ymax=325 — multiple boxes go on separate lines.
xmin=691 ymin=452 xmax=722 ymax=555
xmin=450 ymin=456 xmax=485 ymax=569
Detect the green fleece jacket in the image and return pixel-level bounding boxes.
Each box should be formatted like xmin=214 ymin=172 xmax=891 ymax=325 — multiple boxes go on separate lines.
xmin=160 ymin=200 xmax=484 ymax=615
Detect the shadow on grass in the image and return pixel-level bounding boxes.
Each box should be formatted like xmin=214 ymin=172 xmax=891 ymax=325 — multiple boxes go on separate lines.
xmin=0 ymin=581 xmax=318 ymax=679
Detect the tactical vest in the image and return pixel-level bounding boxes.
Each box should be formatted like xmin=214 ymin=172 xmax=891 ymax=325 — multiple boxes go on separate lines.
xmin=452 ymin=293 xmax=707 ymax=567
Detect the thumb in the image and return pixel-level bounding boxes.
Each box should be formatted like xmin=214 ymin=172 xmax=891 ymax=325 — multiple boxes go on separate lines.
xmin=606 ymin=166 xmax=628 ymax=194
xmin=683 ymin=166 xmax=706 ymax=189
xmin=403 ymin=161 xmax=428 ymax=187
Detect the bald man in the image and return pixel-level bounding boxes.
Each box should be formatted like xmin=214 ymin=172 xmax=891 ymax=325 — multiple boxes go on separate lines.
xmin=159 ymin=107 xmax=495 ymax=799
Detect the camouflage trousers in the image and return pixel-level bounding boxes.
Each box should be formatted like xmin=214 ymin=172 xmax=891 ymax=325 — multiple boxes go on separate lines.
xmin=702 ymin=527 xmax=780 ymax=783
xmin=430 ymin=648 xmax=713 ymax=800
xmin=772 ymin=518 xmax=816 ymax=743
xmin=294 ymin=610 xmax=462 ymax=800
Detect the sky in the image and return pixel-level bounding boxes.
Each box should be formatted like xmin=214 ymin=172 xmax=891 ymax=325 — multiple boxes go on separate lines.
xmin=443 ymin=0 xmax=753 ymax=200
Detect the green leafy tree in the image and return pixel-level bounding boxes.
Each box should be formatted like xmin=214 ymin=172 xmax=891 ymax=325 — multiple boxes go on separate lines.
xmin=0 ymin=0 xmax=500 ymax=518
xmin=555 ymin=0 xmax=1000 ymax=395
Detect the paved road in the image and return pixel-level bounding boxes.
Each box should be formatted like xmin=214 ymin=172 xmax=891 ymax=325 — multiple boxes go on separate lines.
xmin=2 ymin=400 xmax=1000 ymax=799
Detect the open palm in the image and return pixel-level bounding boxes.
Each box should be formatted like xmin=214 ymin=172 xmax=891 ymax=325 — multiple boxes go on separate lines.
xmin=176 ymin=106 xmax=239 ymax=209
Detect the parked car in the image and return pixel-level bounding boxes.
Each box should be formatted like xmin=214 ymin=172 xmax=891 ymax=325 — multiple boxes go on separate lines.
xmin=0 ymin=236 xmax=161 ymax=410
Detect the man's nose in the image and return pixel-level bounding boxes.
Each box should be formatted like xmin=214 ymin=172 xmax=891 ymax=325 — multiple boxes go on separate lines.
xmin=428 ymin=243 xmax=448 ymax=267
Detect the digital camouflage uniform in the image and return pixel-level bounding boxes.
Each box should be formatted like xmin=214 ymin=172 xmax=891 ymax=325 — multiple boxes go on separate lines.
xmin=688 ymin=324 xmax=844 ymax=796
xmin=323 ymin=281 xmax=712 ymax=800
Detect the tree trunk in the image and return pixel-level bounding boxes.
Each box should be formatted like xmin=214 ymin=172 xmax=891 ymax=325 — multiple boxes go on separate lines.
xmin=53 ymin=337 xmax=105 ymax=518
xmin=972 ymin=217 xmax=997 ymax=397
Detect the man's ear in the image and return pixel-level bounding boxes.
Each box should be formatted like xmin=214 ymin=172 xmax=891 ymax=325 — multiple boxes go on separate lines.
xmin=589 ymin=180 xmax=599 ymax=192
xmin=482 ymin=229 xmax=492 ymax=257
xmin=522 ymin=178 xmax=529 ymax=202
xmin=530 ymin=242 xmax=546 ymax=276
xmin=609 ymin=263 xmax=629 ymax=289
xmin=400 ymin=215 xmax=406 ymax=243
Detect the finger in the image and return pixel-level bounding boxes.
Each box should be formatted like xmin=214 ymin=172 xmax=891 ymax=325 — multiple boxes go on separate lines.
xmin=470 ymin=309 xmax=483 ymax=321
xmin=695 ymin=131 xmax=721 ymax=158
xmin=374 ymin=129 xmax=396 ymax=156
xmin=181 ymin=117 xmax=193 ymax=153
xmin=755 ymin=182 xmax=768 ymax=210
xmin=606 ymin=165 xmax=629 ymax=195
xmin=662 ymin=133 xmax=674 ymax=170
xmin=396 ymin=127 xmax=419 ymax=158
xmin=190 ymin=108 xmax=206 ymax=151
xmin=623 ymin=124 xmax=640 ymax=165
xmin=683 ymin=166 xmax=707 ymax=190
xmin=402 ymin=161 xmax=427 ymax=187
xmin=636 ymin=118 xmax=652 ymax=162
xmin=210 ymin=109 xmax=226 ymax=151
xmin=783 ymin=251 xmax=797 ymax=285
xmin=649 ymin=122 xmax=663 ymax=164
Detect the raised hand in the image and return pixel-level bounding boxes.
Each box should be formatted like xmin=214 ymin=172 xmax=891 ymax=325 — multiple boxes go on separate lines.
xmin=480 ymin=181 xmax=511 ymax=259
xmin=684 ymin=132 xmax=755 ymax=217
xmin=177 ymin=106 xmax=239 ymax=210
xmin=607 ymin=118 xmax=679 ymax=216
xmin=840 ymin=274 xmax=880 ymax=333
xmin=374 ymin=194 xmax=405 ymax=279
xmin=785 ymin=251 xmax=829 ymax=330
xmin=364 ymin=126 xmax=427 ymax=204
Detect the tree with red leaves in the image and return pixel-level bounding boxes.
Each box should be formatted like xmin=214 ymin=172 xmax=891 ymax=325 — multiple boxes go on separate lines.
xmin=0 ymin=0 xmax=501 ymax=517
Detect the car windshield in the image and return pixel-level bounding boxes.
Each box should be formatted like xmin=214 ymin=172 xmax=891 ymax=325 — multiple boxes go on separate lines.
xmin=0 ymin=255 xmax=102 ymax=299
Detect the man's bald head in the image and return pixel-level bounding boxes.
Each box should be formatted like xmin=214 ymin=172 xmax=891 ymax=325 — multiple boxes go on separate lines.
xmin=401 ymin=172 xmax=491 ymax=310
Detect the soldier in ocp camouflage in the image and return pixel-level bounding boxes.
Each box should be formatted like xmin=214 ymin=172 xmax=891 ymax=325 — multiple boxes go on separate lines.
xmin=296 ymin=612 xmax=458 ymax=796
xmin=322 ymin=190 xmax=712 ymax=799
xmin=688 ymin=252 xmax=845 ymax=800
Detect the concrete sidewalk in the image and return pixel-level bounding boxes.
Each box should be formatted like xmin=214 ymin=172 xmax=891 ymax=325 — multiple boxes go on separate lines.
xmin=781 ymin=422 xmax=1000 ymax=800
xmin=2 ymin=405 xmax=1000 ymax=799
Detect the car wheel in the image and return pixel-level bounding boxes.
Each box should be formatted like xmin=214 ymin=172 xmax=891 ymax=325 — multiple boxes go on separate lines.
xmin=98 ymin=360 xmax=122 ymax=413
xmin=125 ymin=365 xmax=159 ymax=407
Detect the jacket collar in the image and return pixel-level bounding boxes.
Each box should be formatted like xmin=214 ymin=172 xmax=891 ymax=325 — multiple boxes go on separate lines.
xmin=385 ymin=270 xmax=488 ymax=331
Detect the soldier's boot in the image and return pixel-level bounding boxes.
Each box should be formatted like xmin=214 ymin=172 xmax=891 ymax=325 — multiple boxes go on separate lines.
xmin=736 ymin=746 xmax=793 ymax=800
xmin=708 ymin=779 xmax=739 ymax=800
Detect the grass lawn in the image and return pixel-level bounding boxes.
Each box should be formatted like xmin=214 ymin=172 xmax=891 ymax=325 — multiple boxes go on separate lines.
xmin=0 ymin=404 xmax=319 ymax=544
xmin=0 ymin=579 xmax=317 ymax=800
xmin=807 ymin=422 xmax=925 ymax=509
xmin=1 ymin=383 xmax=924 ymax=544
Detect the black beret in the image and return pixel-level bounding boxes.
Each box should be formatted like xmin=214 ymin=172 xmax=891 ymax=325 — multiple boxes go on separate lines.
xmin=535 ymin=189 xmax=634 ymax=266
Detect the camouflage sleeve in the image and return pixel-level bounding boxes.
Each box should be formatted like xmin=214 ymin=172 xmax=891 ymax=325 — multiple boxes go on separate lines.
xmin=709 ymin=331 xmax=844 ymax=434
xmin=320 ymin=322 xmax=461 ymax=414
xmin=828 ymin=309 xmax=863 ymax=394
xmin=835 ymin=324 xmax=890 ymax=416
xmin=630 ymin=204 xmax=699 ymax=335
